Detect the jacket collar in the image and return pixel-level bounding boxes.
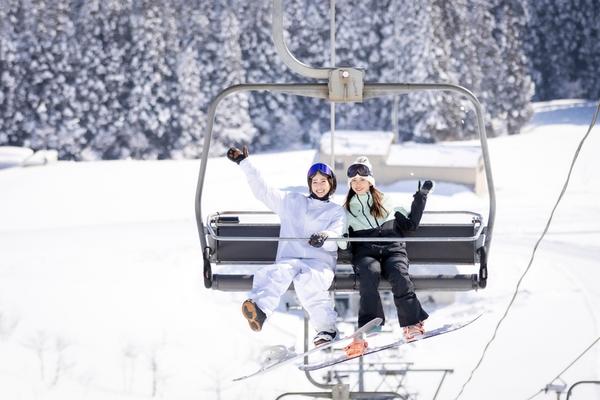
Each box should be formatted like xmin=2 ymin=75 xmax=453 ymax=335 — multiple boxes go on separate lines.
xmin=309 ymin=193 xmax=330 ymax=202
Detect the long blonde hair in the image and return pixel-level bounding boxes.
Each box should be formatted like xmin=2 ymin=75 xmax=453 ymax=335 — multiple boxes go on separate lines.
xmin=344 ymin=186 xmax=387 ymax=220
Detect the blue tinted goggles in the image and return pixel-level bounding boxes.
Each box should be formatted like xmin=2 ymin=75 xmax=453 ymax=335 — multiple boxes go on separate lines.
xmin=347 ymin=164 xmax=371 ymax=178
xmin=307 ymin=162 xmax=334 ymax=178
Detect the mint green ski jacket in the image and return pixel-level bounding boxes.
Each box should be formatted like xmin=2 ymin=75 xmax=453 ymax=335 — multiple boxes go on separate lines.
xmin=339 ymin=192 xmax=408 ymax=250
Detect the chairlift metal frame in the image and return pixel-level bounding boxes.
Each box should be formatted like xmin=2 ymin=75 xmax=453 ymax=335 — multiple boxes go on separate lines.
xmin=194 ymin=10 xmax=496 ymax=291
xmin=194 ymin=1 xmax=495 ymax=395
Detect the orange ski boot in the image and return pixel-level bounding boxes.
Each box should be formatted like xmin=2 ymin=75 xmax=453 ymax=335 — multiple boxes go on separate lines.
xmin=344 ymin=337 xmax=368 ymax=357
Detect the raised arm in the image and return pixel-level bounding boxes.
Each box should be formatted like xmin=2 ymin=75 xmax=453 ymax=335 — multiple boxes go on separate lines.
xmin=227 ymin=146 xmax=285 ymax=214
xmin=394 ymin=180 xmax=434 ymax=232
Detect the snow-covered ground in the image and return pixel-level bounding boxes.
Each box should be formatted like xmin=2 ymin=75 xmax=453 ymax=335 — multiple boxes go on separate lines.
xmin=0 ymin=100 xmax=599 ymax=399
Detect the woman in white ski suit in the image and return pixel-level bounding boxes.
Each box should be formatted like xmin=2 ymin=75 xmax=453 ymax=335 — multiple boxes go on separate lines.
xmin=227 ymin=146 xmax=346 ymax=345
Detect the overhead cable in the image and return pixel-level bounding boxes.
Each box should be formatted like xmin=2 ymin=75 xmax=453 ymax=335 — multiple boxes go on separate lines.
xmin=453 ymin=101 xmax=600 ymax=400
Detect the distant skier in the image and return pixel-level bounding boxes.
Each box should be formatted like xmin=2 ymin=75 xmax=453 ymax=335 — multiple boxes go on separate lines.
xmin=340 ymin=156 xmax=432 ymax=354
xmin=227 ymin=145 xmax=346 ymax=346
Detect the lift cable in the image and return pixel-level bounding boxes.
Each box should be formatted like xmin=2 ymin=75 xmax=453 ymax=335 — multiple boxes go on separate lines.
xmin=524 ymin=335 xmax=600 ymax=400
xmin=452 ymin=100 xmax=600 ymax=400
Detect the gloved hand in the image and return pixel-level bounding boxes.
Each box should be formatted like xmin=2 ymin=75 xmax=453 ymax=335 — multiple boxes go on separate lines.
xmin=227 ymin=145 xmax=249 ymax=165
xmin=308 ymin=232 xmax=328 ymax=248
xmin=418 ymin=180 xmax=434 ymax=196
xmin=394 ymin=211 xmax=411 ymax=232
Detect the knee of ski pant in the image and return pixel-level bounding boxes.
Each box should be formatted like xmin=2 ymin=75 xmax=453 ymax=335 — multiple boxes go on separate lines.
xmin=294 ymin=264 xmax=334 ymax=291
xmin=353 ymin=257 xmax=382 ymax=276
xmin=382 ymin=247 xmax=409 ymax=265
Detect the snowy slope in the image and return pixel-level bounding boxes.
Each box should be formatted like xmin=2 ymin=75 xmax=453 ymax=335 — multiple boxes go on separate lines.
xmin=0 ymin=100 xmax=599 ymax=400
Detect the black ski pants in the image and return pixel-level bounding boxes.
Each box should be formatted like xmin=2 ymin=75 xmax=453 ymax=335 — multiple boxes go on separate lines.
xmin=352 ymin=242 xmax=429 ymax=328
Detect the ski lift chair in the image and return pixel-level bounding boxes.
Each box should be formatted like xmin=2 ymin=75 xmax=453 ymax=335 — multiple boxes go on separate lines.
xmin=195 ymin=2 xmax=495 ymax=397
xmin=196 ymin=85 xmax=494 ymax=293
xmin=196 ymin=82 xmax=494 ymax=294
xmin=195 ymin=1 xmax=495 ymax=294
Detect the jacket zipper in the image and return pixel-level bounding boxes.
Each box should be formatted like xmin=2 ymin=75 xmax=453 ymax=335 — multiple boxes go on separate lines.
xmin=357 ymin=194 xmax=377 ymax=229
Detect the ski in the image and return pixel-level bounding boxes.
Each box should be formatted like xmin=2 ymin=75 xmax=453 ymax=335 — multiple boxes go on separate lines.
xmin=299 ymin=314 xmax=482 ymax=371
xmin=232 ymin=317 xmax=382 ymax=382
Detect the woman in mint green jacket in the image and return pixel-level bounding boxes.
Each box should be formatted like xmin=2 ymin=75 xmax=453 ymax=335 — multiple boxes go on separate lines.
xmin=341 ymin=156 xmax=432 ymax=343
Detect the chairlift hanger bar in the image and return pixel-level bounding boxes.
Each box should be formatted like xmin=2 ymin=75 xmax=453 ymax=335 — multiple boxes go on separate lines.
xmin=272 ymin=0 xmax=329 ymax=80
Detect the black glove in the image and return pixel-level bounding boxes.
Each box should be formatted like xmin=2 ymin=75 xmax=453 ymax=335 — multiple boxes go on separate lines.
xmin=394 ymin=211 xmax=413 ymax=233
xmin=227 ymin=145 xmax=249 ymax=165
xmin=418 ymin=180 xmax=434 ymax=196
xmin=308 ymin=232 xmax=328 ymax=248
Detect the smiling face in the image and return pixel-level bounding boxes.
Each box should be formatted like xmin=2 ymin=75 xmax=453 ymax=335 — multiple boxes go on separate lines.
xmin=310 ymin=172 xmax=332 ymax=199
xmin=350 ymin=176 xmax=371 ymax=195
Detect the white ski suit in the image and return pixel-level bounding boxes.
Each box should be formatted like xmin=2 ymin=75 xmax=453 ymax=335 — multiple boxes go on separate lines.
xmin=240 ymin=158 xmax=346 ymax=333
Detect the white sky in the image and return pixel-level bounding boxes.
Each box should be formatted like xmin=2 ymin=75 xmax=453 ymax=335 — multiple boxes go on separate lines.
xmin=0 ymin=100 xmax=599 ymax=400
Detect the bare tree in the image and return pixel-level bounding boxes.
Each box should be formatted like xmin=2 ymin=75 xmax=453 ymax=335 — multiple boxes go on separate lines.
xmin=50 ymin=337 xmax=73 ymax=386
xmin=22 ymin=331 xmax=73 ymax=386
xmin=146 ymin=341 xmax=168 ymax=397
xmin=23 ymin=331 xmax=50 ymax=382
xmin=122 ymin=343 xmax=139 ymax=394
xmin=0 ymin=311 xmax=19 ymax=340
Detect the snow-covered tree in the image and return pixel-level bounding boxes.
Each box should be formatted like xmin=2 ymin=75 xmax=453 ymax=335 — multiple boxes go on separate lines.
xmin=174 ymin=45 xmax=205 ymax=159
xmin=72 ymin=0 xmax=133 ymax=160
xmin=334 ymin=0 xmax=393 ymax=135
xmin=526 ymin=0 xmax=600 ymax=101
xmin=1 ymin=0 xmax=598 ymax=158
xmin=0 ymin=0 xmax=27 ymax=146
xmin=20 ymin=0 xmax=84 ymax=158
xmin=126 ymin=0 xmax=180 ymax=159
xmin=489 ymin=0 xmax=533 ymax=135
xmin=576 ymin=0 xmax=600 ymax=100
xmin=235 ymin=0 xmax=305 ymax=151
xmin=456 ymin=2 xmax=503 ymax=138
xmin=209 ymin=6 xmax=256 ymax=155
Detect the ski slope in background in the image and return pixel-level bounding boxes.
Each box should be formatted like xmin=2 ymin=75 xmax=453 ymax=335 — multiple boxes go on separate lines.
xmin=0 ymin=100 xmax=599 ymax=399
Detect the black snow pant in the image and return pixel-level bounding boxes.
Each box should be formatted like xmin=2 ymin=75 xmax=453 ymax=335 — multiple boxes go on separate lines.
xmin=352 ymin=241 xmax=429 ymax=328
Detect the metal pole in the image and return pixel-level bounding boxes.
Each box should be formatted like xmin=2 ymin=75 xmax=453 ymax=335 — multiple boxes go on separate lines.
xmin=391 ymin=0 xmax=399 ymax=139
xmin=358 ymin=354 xmax=365 ymax=392
xmin=329 ymin=0 xmax=336 ymax=168
xmin=433 ymin=370 xmax=451 ymax=400
xmin=304 ymin=314 xmax=334 ymax=390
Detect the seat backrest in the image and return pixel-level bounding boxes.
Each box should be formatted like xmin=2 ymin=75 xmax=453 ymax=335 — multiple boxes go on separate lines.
xmin=213 ymin=222 xmax=477 ymax=264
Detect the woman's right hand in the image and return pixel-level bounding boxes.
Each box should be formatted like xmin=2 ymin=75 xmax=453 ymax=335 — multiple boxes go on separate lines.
xmin=227 ymin=145 xmax=249 ymax=164
xmin=308 ymin=232 xmax=328 ymax=248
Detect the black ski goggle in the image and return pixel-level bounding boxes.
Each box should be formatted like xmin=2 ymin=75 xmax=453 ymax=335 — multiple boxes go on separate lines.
xmin=347 ymin=164 xmax=371 ymax=178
